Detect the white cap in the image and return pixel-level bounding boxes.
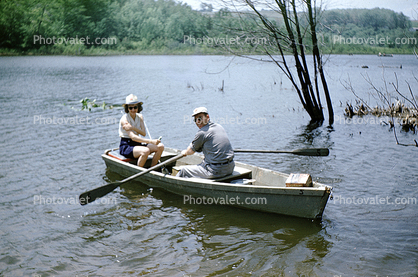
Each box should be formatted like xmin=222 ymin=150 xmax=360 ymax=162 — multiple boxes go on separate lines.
xmin=124 ymin=94 xmax=143 ymax=106
xmin=192 ymin=107 xmax=208 ymax=117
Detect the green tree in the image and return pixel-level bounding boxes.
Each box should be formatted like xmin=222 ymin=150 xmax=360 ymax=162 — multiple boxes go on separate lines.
xmin=0 ymin=0 xmax=26 ymax=49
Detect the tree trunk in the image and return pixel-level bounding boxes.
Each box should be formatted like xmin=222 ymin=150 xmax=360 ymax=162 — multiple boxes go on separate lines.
xmin=226 ymin=0 xmax=334 ymax=125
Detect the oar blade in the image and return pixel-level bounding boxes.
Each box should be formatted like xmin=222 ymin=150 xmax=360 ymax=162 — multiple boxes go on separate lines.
xmin=79 ymin=153 xmax=184 ymax=206
xmin=291 ymin=148 xmax=329 ymax=156
xmin=79 ymin=182 xmax=120 ymax=206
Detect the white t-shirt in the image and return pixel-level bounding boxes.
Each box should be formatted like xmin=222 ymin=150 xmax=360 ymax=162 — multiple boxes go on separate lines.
xmin=119 ymin=113 xmax=143 ymax=139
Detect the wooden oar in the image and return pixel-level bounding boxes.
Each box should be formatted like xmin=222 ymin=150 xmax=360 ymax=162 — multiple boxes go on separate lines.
xmin=79 ymin=153 xmax=184 ymax=205
xmin=234 ymin=148 xmax=329 ymax=156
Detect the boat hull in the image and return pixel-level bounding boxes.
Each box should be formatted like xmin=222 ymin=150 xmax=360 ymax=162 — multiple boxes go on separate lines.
xmin=102 ymin=148 xmax=331 ymax=219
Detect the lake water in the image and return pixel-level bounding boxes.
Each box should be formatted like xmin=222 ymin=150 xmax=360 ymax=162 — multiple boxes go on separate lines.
xmin=0 ymin=54 xmax=417 ymax=276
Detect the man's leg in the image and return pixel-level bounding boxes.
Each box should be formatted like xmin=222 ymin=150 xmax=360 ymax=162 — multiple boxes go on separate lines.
xmin=176 ymin=163 xmax=213 ymax=178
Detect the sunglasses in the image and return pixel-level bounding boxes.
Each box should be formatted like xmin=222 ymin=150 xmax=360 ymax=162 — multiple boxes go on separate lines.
xmin=194 ymin=115 xmax=206 ymax=122
xmin=128 ymin=106 xmax=138 ymax=110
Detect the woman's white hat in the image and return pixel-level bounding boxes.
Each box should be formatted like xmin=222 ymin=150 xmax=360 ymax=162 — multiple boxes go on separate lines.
xmin=123 ymin=94 xmax=143 ymax=106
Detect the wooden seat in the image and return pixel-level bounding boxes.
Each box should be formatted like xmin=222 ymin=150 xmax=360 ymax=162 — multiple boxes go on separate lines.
xmin=172 ymin=165 xmax=252 ymax=183
xmin=107 ymin=149 xmax=134 ymax=162
xmin=214 ymin=167 xmax=252 ymax=182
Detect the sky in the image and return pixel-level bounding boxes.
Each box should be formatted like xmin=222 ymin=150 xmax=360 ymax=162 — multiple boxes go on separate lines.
xmin=177 ymin=0 xmax=418 ymax=19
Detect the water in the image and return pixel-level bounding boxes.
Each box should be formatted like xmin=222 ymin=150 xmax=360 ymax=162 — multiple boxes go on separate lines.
xmin=0 ymin=55 xmax=417 ymax=276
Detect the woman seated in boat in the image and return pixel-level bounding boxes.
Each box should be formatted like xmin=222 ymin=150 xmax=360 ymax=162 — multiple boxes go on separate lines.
xmin=119 ymin=94 xmax=164 ymax=167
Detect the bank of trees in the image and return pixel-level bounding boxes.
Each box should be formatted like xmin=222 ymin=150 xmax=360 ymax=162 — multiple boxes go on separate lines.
xmin=321 ymin=8 xmax=410 ymax=30
xmin=0 ymin=0 xmax=215 ymax=53
xmin=317 ymin=8 xmax=416 ymax=53
xmin=0 ymin=0 xmax=416 ymax=55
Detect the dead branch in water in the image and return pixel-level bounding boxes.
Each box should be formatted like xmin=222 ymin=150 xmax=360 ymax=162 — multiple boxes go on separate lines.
xmin=343 ymin=72 xmax=418 ymax=147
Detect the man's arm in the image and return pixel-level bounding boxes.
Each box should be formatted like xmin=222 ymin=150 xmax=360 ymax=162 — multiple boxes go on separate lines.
xmin=181 ymin=146 xmax=195 ymax=156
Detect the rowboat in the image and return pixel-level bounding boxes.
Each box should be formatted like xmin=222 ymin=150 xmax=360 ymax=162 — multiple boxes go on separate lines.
xmin=102 ymin=147 xmax=332 ymax=219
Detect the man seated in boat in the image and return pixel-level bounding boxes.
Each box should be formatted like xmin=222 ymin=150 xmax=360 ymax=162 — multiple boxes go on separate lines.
xmin=118 ymin=94 xmax=164 ymax=167
xmin=177 ymin=107 xmax=235 ymax=179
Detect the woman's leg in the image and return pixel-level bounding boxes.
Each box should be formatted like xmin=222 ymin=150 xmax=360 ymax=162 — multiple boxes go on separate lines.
xmin=147 ymin=143 xmax=165 ymax=166
xmin=132 ymin=146 xmax=151 ymax=167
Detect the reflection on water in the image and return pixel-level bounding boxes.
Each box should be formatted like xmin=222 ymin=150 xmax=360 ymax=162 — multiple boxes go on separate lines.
xmin=1 ymin=55 xmax=417 ymax=276
xmin=118 ymin=178 xmax=331 ymax=276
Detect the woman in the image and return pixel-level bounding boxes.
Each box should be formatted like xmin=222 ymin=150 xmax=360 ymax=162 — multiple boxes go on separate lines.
xmin=119 ymin=94 xmax=164 ymax=167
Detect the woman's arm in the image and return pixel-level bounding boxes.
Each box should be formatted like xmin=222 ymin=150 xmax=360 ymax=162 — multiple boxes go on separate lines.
xmin=127 ymin=127 xmax=160 ymax=145
xmin=122 ymin=114 xmax=146 ymax=137
xmin=121 ymin=117 xmax=152 ymax=144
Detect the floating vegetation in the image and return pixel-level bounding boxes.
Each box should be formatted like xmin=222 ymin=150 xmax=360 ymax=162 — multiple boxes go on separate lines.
xmin=342 ymin=72 xmax=418 ymax=146
xmin=80 ymin=97 xmax=114 ymax=111
xmin=344 ymin=101 xmax=418 ymax=132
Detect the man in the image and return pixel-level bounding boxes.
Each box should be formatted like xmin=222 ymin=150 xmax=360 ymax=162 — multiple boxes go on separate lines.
xmin=177 ymin=107 xmax=235 ymax=179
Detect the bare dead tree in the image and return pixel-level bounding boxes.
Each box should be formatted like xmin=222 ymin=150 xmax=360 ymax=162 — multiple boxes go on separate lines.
xmin=218 ymin=0 xmax=334 ymax=125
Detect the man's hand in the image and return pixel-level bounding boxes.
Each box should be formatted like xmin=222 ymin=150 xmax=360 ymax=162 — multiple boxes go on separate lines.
xmin=181 ymin=147 xmax=195 ymax=157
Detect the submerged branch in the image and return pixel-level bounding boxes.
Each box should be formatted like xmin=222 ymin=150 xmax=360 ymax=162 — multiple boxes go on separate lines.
xmin=343 ymin=72 xmax=418 ymax=147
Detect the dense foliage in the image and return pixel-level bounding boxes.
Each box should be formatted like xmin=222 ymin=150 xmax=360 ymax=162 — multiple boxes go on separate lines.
xmin=0 ymin=0 xmax=416 ymax=55
xmin=316 ymin=8 xmax=417 ymax=54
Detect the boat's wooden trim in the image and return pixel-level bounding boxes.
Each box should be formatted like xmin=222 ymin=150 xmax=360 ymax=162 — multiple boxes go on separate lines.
xmin=105 ymin=148 xmax=118 ymax=155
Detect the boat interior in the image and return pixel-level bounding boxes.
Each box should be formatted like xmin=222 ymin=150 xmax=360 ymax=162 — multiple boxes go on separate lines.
xmin=106 ymin=149 xmax=320 ymax=188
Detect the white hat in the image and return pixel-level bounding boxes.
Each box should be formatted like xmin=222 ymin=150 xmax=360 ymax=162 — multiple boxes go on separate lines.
xmin=192 ymin=107 xmax=208 ymax=117
xmin=124 ymin=94 xmax=143 ymax=106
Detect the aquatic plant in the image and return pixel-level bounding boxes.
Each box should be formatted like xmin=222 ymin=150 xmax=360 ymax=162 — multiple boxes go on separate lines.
xmin=80 ymin=97 xmax=113 ymax=111
xmin=343 ymin=73 xmax=418 ymax=147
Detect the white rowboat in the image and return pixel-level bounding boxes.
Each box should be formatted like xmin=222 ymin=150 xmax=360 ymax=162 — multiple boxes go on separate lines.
xmin=102 ymin=147 xmax=332 ymax=219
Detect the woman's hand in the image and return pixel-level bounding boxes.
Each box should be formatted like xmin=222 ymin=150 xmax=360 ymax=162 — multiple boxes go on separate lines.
xmin=150 ymin=139 xmax=161 ymax=145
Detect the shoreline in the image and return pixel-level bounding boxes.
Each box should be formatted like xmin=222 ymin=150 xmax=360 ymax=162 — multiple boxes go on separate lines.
xmin=1 ymin=47 xmax=415 ymax=57
xmin=1 ymin=52 xmax=415 ymax=57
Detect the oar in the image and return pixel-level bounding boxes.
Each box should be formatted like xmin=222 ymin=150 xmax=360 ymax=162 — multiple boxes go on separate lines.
xmin=234 ymin=148 xmax=329 ymax=156
xmin=79 ymin=153 xmax=184 ymax=205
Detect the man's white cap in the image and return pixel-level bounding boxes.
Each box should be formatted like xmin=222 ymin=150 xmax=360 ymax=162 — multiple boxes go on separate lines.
xmin=192 ymin=107 xmax=208 ymax=117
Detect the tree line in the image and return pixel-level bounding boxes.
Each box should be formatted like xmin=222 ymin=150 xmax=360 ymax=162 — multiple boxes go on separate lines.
xmin=0 ymin=0 xmax=416 ymax=55
xmin=316 ymin=8 xmax=417 ymax=53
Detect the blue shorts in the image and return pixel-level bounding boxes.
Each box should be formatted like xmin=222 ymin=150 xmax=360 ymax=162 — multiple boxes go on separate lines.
xmin=119 ymin=138 xmax=148 ymax=159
